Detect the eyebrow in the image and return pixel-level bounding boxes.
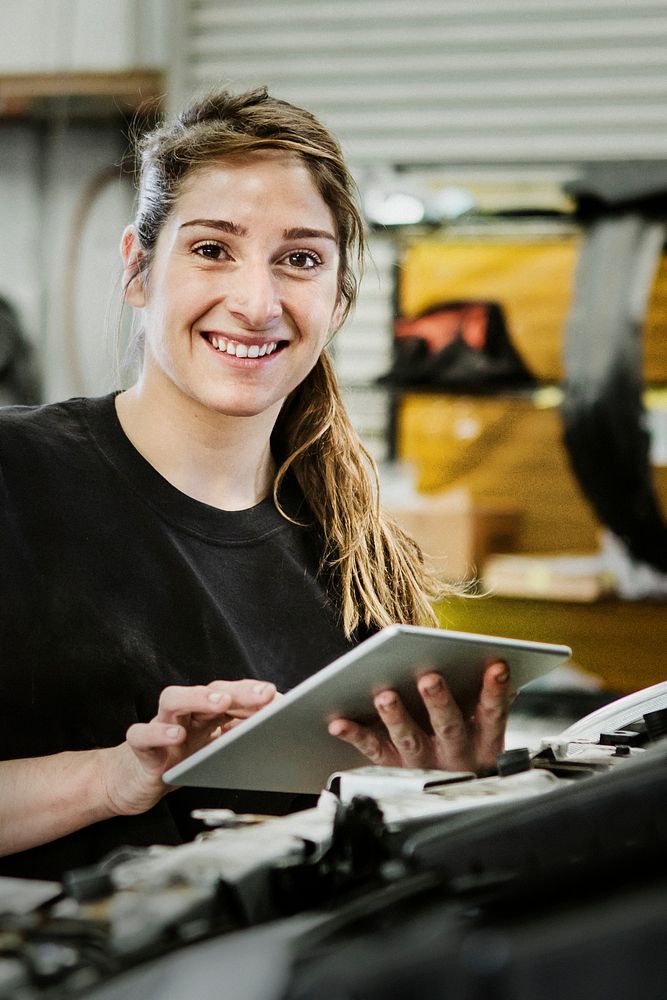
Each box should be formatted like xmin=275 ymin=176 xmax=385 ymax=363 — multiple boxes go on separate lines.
xmin=180 ymin=219 xmax=247 ymax=237
xmin=283 ymin=227 xmax=337 ymax=243
xmin=180 ymin=219 xmax=336 ymax=242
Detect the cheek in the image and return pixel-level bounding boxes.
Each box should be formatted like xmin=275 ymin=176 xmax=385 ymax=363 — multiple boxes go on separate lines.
xmin=299 ymin=283 xmax=340 ymax=337
xmin=303 ymin=315 xmax=331 ymax=358
xmin=150 ymin=284 xmax=202 ymax=334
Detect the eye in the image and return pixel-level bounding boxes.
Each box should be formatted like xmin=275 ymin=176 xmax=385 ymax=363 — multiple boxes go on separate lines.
xmin=192 ymin=240 xmax=229 ymax=261
xmin=283 ymin=250 xmax=322 ymax=270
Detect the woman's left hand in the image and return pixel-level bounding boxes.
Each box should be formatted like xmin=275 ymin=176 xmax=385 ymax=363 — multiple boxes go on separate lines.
xmin=328 ymin=661 xmax=512 ymax=775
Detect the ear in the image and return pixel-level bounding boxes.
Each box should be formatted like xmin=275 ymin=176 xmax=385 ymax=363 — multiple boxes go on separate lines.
xmin=330 ymin=298 xmax=347 ymax=333
xmin=120 ymin=225 xmax=147 ymax=307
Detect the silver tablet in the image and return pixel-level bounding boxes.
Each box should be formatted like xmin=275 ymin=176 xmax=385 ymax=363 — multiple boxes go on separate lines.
xmin=164 ymin=625 xmax=571 ymax=795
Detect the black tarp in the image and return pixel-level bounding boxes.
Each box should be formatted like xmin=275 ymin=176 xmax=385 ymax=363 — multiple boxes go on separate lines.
xmin=561 ymin=165 xmax=667 ymax=572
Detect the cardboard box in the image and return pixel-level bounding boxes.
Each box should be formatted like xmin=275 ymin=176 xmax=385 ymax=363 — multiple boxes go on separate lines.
xmin=383 ymin=486 xmax=520 ymax=582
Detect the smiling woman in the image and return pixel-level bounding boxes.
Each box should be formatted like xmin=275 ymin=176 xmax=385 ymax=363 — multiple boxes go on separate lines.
xmin=0 ymin=87 xmax=511 ymax=883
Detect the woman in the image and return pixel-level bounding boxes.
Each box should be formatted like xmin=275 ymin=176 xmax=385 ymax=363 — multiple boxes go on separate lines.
xmin=0 ymin=88 xmax=510 ymax=881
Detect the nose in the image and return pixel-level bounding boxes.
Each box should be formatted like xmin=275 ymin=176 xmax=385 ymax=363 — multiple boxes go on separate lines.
xmin=224 ymin=260 xmax=282 ymax=330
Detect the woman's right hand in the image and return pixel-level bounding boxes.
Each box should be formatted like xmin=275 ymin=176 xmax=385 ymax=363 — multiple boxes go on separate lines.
xmin=0 ymin=680 xmax=280 ymax=859
xmin=100 ymin=679 xmax=278 ymax=817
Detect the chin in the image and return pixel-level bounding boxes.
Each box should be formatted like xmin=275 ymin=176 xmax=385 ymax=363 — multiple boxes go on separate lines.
xmin=199 ymin=392 xmax=280 ymax=420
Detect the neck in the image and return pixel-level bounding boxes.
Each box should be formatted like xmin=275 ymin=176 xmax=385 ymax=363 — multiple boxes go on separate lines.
xmin=115 ymin=376 xmax=280 ymax=511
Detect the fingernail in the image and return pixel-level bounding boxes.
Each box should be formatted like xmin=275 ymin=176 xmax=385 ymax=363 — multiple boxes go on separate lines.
xmin=167 ymin=726 xmax=181 ymax=739
xmin=495 ymin=667 xmax=510 ymax=683
xmin=376 ymin=694 xmax=397 ymax=709
xmin=421 ymin=678 xmax=442 ymax=696
xmin=253 ymin=683 xmax=271 ymax=697
xmin=208 ymin=691 xmax=224 ymax=704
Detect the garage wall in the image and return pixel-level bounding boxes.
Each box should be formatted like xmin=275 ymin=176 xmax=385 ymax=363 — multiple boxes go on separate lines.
xmin=0 ymin=0 xmax=169 ymax=402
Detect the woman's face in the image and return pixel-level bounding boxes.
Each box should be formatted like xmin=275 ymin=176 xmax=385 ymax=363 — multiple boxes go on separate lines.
xmin=123 ymin=151 xmax=342 ymax=421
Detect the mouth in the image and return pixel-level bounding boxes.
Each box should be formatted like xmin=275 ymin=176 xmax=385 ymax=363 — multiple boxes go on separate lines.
xmin=202 ymin=333 xmax=287 ymax=359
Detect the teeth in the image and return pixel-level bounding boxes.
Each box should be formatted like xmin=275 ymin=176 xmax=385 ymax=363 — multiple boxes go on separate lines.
xmin=209 ymin=335 xmax=278 ymax=358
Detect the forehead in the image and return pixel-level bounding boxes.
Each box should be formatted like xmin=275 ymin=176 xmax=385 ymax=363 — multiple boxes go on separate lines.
xmin=173 ymin=151 xmax=337 ymax=232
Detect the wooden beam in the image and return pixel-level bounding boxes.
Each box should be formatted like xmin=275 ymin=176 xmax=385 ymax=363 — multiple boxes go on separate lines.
xmin=0 ymin=70 xmax=164 ymax=119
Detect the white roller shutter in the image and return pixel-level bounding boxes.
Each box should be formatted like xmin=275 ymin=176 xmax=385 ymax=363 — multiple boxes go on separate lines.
xmin=331 ymin=233 xmax=395 ymax=459
xmin=178 ymin=0 xmax=667 ymax=165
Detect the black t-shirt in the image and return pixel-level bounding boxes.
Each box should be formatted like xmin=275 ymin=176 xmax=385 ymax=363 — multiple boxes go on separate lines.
xmin=0 ymin=394 xmax=367 ymax=881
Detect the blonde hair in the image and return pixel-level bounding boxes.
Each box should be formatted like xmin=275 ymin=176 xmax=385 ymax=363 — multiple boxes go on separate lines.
xmin=130 ymin=87 xmax=448 ymax=635
xmin=273 ymin=353 xmax=446 ymax=634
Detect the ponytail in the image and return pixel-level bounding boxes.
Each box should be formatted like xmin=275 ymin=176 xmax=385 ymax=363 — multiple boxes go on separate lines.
xmin=273 ymin=353 xmax=448 ymax=636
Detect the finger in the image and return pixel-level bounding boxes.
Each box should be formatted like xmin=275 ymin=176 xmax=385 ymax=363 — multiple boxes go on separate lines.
xmin=127 ymin=720 xmax=185 ymax=751
xmin=472 ymin=661 xmax=512 ymax=771
xmin=219 ymin=717 xmax=244 ymax=733
xmin=156 ymin=685 xmax=231 ymax=723
xmin=207 ymin=680 xmax=278 ymax=715
xmin=126 ymin=720 xmax=185 ymax=770
xmin=373 ymin=690 xmax=433 ymax=768
xmin=416 ymin=675 xmax=472 ymax=770
xmin=156 ymin=685 xmax=233 ymax=724
xmin=328 ymin=718 xmax=399 ymax=766
xmin=211 ymin=718 xmax=245 ymax=738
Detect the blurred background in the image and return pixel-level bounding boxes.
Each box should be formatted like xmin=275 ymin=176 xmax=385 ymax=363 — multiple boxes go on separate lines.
xmin=1 ymin=0 xmax=666 ymax=705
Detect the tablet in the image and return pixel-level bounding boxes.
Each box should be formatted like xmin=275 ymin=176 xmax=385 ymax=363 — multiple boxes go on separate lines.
xmin=164 ymin=625 xmax=571 ymax=795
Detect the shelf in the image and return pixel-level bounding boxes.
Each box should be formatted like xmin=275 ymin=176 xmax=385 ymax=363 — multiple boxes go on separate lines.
xmin=437 ymin=593 xmax=667 ymax=694
xmin=0 ymin=70 xmax=164 ymax=120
